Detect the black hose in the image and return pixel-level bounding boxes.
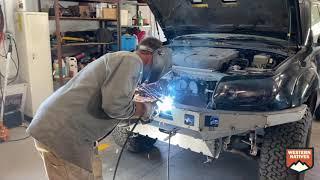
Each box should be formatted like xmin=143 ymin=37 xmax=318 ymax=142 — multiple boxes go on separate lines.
xmin=97 ymin=121 xmax=121 ymax=143
xmin=112 ymin=121 xmax=139 ymax=180
xmin=10 ymin=37 xmax=20 ymax=84
xmin=0 ymin=5 xmax=4 ymax=33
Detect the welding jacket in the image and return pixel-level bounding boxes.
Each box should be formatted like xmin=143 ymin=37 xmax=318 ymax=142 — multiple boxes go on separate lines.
xmin=26 ymin=51 xmax=143 ymax=171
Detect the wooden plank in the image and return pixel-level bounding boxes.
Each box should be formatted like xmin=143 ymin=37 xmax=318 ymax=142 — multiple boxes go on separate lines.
xmin=121 ymin=25 xmax=151 ymax=28
xmin=49 ymin=16 xmax=117 ymax=21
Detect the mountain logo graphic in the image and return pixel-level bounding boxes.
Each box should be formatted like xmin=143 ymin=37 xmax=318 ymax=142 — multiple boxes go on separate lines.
xmin=286 ymin=148 xmax=314 ymax=173
xmin=289 ymin=161 xmax=310 ymax=172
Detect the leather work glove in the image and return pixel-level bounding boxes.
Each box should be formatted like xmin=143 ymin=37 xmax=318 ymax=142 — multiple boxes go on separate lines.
xmin=140 ymin=102 xmax=159 ymax=124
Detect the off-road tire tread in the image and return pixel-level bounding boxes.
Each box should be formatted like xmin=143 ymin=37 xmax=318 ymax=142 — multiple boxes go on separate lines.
xmin=259 ymin=108 xmax=312 ymax=180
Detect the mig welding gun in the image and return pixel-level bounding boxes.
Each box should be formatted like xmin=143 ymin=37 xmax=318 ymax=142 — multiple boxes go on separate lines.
xmin=136 ymin=84 xmax=174 ymax=124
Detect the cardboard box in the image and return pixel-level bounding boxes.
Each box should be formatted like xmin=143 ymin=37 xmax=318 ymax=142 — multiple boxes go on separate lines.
xmin=102 ymin=8 xmax=117 ymax=20
xmin=69 ymin=5 xmax=90 ymax=17
xmin=121 ymin=10 xmax=129 ymax=26
xmin=79 ymin=6 xmax=90 ymax=17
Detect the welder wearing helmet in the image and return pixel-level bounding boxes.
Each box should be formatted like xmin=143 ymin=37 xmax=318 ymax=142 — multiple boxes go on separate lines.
xmin=26 ymin=37 xmax=172 ymax=180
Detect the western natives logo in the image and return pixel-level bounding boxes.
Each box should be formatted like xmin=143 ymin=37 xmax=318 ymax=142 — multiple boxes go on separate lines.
xmin=286 ymin=148 xmax=314 ymax=173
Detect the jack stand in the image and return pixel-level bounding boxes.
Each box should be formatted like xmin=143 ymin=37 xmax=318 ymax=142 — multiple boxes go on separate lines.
xmin=159 ymin=127 xmax=179 ymax=180
xmin=0 ymin=33 xmax=12 ymax=142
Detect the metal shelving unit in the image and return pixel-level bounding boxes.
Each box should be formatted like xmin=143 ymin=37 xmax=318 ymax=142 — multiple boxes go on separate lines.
xmin=50 ymin=0 xmax=121 ymax=86
xmin=123 ymin=1 xmax=148 ymax=6
xmin=121 ymin=1 xmax=152 ymax=30
xmin=51 ymin=42 xmax=115 ymax=48
xmin=58 ymin=0 xmax=112 ymax=2
xmin=48 ymin=16 xmax=117 ymax=21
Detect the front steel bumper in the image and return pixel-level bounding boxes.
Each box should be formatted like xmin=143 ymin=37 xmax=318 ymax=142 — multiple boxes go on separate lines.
xmin=133 ymin=104 xmax=307 ymax=157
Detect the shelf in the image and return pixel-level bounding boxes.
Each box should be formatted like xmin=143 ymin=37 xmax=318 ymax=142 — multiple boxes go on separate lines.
xmin=58 ymin=0 xmax=115 ymax=3
xmin=121 ymin=25 xmax=151 ymax=28
xmin=58 ymin=0 xmax=147 ymax=5
xmin=51 ymin=42 xmax=115 ymax=49
xmin=123 ymin=1 xmax=148 ymax=6
xmin=49 ymin=16 xmax=117 ymax=21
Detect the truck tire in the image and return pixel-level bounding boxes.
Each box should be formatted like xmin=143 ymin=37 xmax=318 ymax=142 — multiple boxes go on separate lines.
xmin=259 ymin=107 xmax=312 ymax=180
xmin=111 ymin=125 xmax=157 ymax=153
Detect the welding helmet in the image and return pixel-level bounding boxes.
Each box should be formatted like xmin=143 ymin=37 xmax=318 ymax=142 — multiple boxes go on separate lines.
xmin=148 ymin=47 xmax=172 ymax=83
xmin=138 ymin=44 xmax=172 ymax=83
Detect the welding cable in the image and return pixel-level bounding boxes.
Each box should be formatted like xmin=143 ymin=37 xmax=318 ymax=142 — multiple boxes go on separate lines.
xmin=112 ymin=121 xmax=139 ymax=180
xmin=0 ymin=36 xmax=20 ymax=84
xmin=1 ymin=134 xmax=31 ymax=143
xmin=0 ymin=126 xmax=31 ymax=144
xmin=10 ymin=36 xmax=20 ymax=84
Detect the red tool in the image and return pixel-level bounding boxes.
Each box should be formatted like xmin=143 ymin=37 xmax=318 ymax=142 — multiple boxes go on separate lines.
xmin=0 ymin=123 xmax=9 ymax=142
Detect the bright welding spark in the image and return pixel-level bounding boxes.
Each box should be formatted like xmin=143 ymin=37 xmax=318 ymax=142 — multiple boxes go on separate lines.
xmin=157 ymin=96 xmax=174 ymax=112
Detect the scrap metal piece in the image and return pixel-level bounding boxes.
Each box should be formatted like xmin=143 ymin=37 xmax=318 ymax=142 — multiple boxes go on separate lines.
xmin=249 ymin=131 xmax=258 ymax=156
xmin=203 ymin=156 xmax=214 ymax=164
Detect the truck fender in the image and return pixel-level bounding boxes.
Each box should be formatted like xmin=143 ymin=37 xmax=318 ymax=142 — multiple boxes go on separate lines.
xmin=291 ymin=67 xmax=319 ymax=112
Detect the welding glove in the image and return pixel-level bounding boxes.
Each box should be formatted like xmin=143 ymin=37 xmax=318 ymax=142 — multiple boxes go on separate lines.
xmin=140 ymin=102 xmax=159 ymax=124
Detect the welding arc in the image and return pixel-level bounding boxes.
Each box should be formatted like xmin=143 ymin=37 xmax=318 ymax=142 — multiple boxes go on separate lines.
xmin=112 ymin=121 xmax=139 ymax=180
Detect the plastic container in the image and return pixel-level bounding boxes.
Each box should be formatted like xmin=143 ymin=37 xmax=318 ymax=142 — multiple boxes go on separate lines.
xmin=53 ymin=59 xmax=66 ymax=79
xmin=65 ymin=57 xmax=78 ymax=77
xmin=121 ymin=34 xmax=137 ymax=51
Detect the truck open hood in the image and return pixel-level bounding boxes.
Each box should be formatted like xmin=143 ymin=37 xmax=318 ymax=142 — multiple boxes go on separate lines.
xmin=148 ymin=0 xmax=302 ymax=44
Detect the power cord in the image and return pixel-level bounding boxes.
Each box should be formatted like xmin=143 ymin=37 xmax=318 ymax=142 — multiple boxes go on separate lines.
xmin=0 ymin=35 xmax=20 ymax=84
xmin=2 ymin=134 xmax=31 ymax=143
xmin=112 ymin=121 xmax=139 ymax=180
xmin=0 ymin=124 xmax=31 ymax=144
xmin=9 ymin=36 xmax=20 ymax=84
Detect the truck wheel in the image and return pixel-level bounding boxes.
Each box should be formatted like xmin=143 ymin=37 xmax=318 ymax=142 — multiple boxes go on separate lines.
xmin=259 ymin=108 xmax=312 ymax=180
xmin=111 ymin=125 xmax=157 ymax=153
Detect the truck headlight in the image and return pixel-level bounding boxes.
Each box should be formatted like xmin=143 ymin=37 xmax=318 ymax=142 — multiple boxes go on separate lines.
xmin=214 ymin=78 xmax=277 ymax=107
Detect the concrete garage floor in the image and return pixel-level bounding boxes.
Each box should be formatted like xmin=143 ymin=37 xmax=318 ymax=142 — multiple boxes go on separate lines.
xmin=0 ymin=122 xmax=319 ymax=180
